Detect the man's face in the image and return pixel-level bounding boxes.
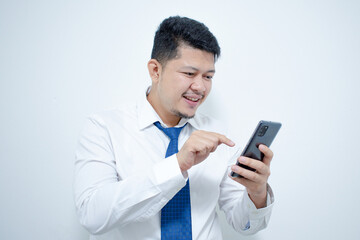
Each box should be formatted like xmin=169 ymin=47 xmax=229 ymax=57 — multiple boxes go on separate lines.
xmin=150 ymin=46 xmax=215 ymax=125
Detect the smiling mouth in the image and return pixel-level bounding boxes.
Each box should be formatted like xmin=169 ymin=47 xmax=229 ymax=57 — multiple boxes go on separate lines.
xmin=183 ymin=96 xmax=201 ymax=102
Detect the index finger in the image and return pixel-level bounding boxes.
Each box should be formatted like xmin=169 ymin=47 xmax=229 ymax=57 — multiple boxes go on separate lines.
xmin=213 ymin=133 xmax=235 ymax=147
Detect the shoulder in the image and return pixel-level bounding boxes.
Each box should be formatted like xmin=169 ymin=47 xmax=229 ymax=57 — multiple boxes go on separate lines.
xmin=87 ymin=103 xmax=137 ymax=128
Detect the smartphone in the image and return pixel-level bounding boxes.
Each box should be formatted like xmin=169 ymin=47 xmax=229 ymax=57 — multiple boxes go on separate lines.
xmin=230 ymin=120 xmax=282 ymax=178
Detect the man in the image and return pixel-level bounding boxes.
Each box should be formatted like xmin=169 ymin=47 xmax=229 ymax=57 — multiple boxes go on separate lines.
xmin=74 ymin=16 xmax=274 ymax=240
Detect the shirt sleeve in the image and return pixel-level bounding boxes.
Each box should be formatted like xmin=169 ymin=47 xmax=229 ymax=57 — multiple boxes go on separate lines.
xmin=217 ymin=147 xmax=275 ymax=235
xmin=73 ymin=116 xmax=186 ymax=235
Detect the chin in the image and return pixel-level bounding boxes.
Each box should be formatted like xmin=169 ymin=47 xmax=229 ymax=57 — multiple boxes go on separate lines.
xmin=172 ymin=109 xmax=196 ymax=119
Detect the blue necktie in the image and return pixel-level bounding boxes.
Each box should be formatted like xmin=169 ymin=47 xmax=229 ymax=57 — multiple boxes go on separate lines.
xmin=154 ymin=121 xmax=192 ymax=240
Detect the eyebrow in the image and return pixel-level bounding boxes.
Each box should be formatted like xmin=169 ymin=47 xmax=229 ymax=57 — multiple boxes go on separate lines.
xmin=181 ymin=66 xmax=216 ymax=73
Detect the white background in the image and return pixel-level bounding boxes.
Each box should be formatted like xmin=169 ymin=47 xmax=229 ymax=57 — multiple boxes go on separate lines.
xmin=1 ymin=0 xmax=359 ymax=239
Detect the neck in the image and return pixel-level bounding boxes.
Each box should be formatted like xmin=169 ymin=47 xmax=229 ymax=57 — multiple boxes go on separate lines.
xmin=147 ymin=92 xmax=180 ymax=127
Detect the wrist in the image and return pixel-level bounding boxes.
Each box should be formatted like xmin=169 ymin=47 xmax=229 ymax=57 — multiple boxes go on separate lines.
xmin=176 ymin=153 xmax=189 ymax=172
xmin=247 ymin=188 xmax=267 ymax=209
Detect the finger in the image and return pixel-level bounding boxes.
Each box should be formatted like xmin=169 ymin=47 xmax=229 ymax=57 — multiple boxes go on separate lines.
xmin=191 ymin=135 xmax=219 ymax=153
xmin=231 ymin=164 xmax=261 ymax=182
xmin=237 ymin=156 xmax=270 ymax=176
xmin=191 ymin=139 xmax=211 ymax=153
xmin=258 ymin=144 xmax=273 ymax=166
xmin=213 ymin=133 xmax=235 ymax=147
xmin=229 ymin=172 xmax=257 ymax=189
xmin=197 ymin=132 xmax=224 ymax=147
xmin=229 ymin=171 xmax=257 ymax=187
xmin=194 ymin=131 xmax=235 ymax=148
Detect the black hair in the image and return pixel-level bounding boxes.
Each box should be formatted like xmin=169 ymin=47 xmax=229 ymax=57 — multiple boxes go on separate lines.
xmin=151 ymin=16 xmax=221 ymax=65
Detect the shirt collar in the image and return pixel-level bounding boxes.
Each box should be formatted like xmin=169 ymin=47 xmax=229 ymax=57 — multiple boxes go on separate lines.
xmin=137 ymin=87 xmax=202 ymax=130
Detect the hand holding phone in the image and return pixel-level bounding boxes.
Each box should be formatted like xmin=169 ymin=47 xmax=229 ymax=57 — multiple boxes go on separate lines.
xmin=230 ymin=120 xmax=281 ymax=178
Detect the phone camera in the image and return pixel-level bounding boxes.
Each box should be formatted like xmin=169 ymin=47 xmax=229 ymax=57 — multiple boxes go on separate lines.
xmin=258 ymin=125 xmax=268 ymax=136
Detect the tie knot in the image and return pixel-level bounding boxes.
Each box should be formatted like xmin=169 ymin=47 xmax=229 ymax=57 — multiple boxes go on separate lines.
xmin=154 ymin=121 xmax=186 ymax=140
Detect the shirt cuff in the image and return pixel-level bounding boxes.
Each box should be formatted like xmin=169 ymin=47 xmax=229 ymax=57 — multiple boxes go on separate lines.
xmin=244 ymin=183 xmax=275 ymax=220
xmin=150 ymin=154 xmax=187 ymax=199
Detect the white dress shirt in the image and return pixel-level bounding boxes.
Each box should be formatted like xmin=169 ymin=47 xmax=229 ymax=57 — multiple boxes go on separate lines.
xmin=74 ymin=90 xmax=274 ymax=240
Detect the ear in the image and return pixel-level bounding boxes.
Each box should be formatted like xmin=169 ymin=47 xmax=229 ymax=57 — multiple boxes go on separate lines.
xmin=147 ymin=59 xmax=162 ymax=84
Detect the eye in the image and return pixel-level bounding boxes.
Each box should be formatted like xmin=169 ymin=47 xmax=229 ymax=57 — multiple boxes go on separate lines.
xmin=205 ymin=75 xmax=213 ymax=80
xmin=184 ymin=72 xmax=195 ymax=76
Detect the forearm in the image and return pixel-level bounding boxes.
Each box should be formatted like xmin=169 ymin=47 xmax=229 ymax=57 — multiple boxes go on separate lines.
xmin=74 ymin=155 xmax=186 ymax=234
xmin=218 ymin=167 xmax=275 ymax=235
xmin=231 ymin=185 xmax=274 ymax=234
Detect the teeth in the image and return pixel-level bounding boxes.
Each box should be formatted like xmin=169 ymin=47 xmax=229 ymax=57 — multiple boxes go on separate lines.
xmin=185 ymin=96 xmax=199 ymax=101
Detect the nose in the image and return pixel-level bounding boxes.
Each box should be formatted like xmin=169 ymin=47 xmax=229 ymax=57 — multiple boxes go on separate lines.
xmin=191 ymin=76 xmax=206 ymax=93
